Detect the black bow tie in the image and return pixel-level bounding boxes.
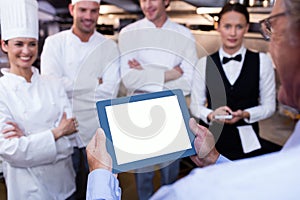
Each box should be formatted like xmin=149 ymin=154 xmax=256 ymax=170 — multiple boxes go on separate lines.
xmin=222 ymin=54 xmax=242 ymax=64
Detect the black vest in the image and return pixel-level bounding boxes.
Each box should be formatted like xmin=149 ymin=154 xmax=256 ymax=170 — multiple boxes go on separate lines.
xmin=206 ymin=50 xmax=260 ymax=127
xmin=203 ymin=50 xmax=261 ymax=160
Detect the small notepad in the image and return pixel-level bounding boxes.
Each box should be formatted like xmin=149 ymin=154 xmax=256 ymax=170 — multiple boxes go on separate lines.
xmin=238 ymin=125 xmax=261 ymax=153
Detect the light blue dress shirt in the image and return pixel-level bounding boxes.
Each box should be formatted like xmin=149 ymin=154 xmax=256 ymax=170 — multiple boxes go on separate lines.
xmin=86 ymin=121 xmax=300 ymax=200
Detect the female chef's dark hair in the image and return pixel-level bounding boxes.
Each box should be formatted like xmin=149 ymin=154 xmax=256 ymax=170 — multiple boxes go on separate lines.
xmin=218 ymin=2 xmax=250 ymax=24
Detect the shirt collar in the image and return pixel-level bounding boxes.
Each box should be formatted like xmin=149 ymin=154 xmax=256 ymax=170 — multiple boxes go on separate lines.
xmin=142 ymin=17 xmax=170 ymax=29
xmin=69 ymin=27 xmax=96 ymax=43
xmin=1 ymin=67 xmax=39 ymax=90
xmin=219 ymin=45 xmax=246 ymax=61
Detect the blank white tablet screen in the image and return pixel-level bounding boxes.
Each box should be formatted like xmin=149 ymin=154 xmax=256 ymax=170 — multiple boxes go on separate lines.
xmin=105 ymin=95 xmax=192 ymax=165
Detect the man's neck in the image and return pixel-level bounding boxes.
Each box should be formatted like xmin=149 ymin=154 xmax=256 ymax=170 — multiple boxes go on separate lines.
xmin=72 ymin=28 xmax=94 ymax=42
xmin=152 ymin=15 xmax=168 ymax=28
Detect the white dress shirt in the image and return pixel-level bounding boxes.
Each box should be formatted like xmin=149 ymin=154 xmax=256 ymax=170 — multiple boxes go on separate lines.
xmin=0 ymin=67 xmax=77 ymax=199
xmin=41 ymin=29 xmax=120 ymax=146
xmin=118 ymin=18 xmax=198 ymax=95
xmin=190 ymin=46 xmax=276 ymax=124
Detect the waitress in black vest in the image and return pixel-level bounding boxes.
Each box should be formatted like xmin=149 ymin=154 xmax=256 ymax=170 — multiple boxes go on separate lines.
xmin=190 ymin=2 xmax=281 ymax=160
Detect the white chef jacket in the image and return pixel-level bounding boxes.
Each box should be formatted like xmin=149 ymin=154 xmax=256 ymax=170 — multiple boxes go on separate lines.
xmin=118 ymin=18 xmax=198 ymax=95
xmin=41 ymin=29 xmax=120 ymax=146
xmin=190 ymin=46 xmax=276 ymax=124
xmin=0 ymin=67 xmax=77 ymax=200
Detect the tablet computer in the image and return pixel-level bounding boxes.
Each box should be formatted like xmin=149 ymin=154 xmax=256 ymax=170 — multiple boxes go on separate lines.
xmin=96 ymin=89 xmax=196 ymax=173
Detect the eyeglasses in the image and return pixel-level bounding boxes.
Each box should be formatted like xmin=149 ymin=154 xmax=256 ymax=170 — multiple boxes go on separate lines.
xmin=259 ymin=11 xmax=289 ymax=41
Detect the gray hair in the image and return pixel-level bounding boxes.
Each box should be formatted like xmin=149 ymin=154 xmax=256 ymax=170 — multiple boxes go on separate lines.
xmin=284 ymin=0 xmax=300 ymax=44
xmin=285 ymin=0 xmax=300 ymax=28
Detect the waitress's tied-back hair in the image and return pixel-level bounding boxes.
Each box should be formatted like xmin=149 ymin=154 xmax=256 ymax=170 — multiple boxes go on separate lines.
xmin=218 ymin=3 xmax=249 ymax=24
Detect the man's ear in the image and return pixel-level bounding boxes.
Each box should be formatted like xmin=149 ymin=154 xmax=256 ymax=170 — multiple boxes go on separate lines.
xmin=68 ymin=3 xmax=74 ymax=17
xmin=164 ymin=0 xmax=170 ymax=8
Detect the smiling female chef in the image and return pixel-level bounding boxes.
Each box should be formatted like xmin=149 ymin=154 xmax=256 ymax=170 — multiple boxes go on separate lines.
xmin=0 ymin=0 xmax=81 ymax=199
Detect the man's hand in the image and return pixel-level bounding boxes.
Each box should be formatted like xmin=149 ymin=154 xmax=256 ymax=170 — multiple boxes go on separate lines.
xmin=86 ymin=128 xmax=112 ymax=172
xmin=128 ymin=59 xmax=143 ymax=70
xmin=2 ymin=121 xmax=24 ymax=139
xmin=164 ymin=64 xmax=183 ymax=82
xmin=189 ymin=118 xmax=220 ymax=167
